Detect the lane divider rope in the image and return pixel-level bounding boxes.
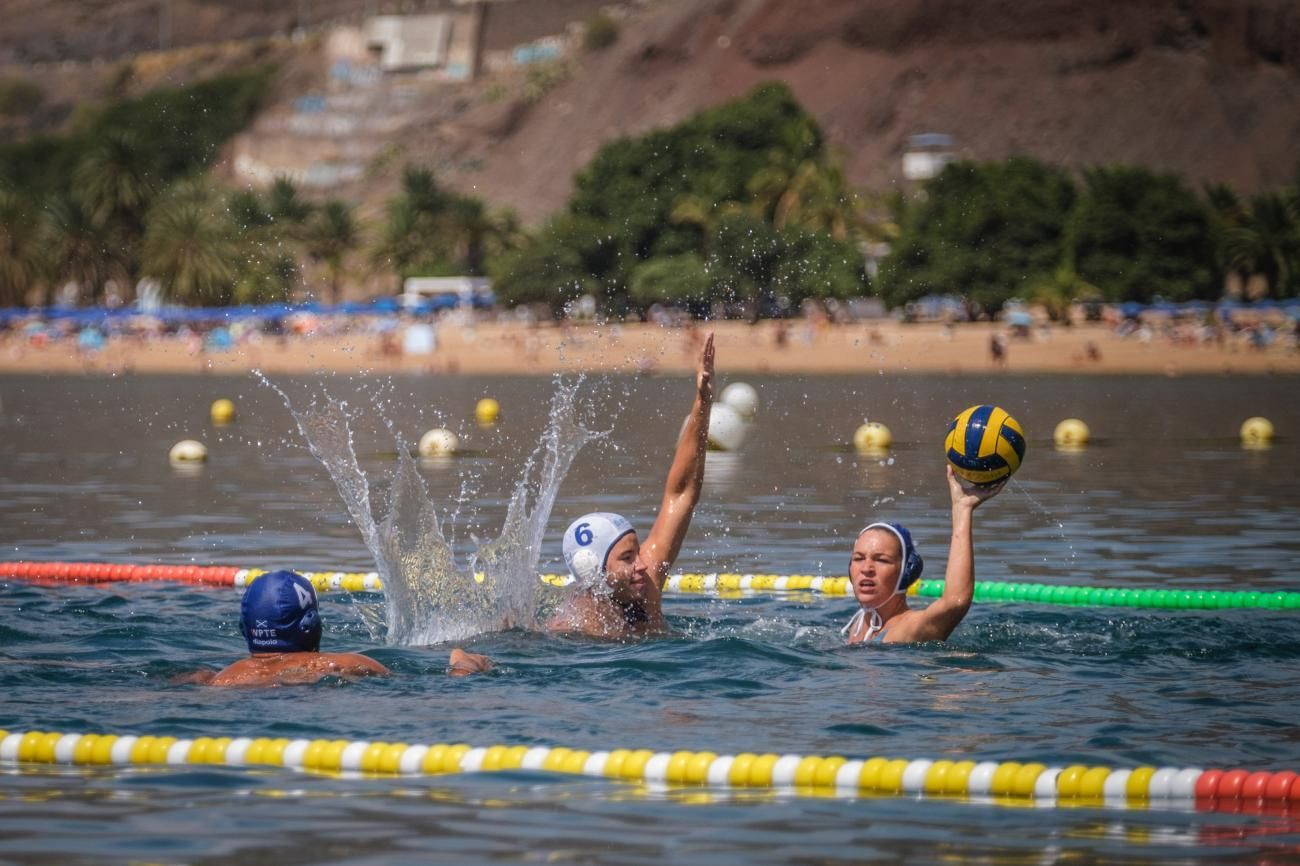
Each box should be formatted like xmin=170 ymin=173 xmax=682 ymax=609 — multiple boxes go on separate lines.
xmin=2 ymin=727 xmax=1297 ymax=811
xmin=3 ymin=561 xmax=1298 ymax=611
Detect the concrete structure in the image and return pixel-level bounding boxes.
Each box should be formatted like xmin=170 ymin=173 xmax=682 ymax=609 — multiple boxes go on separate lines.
xmin=902 ymin=133 xmax=955 ymax=181
xmin=366 ymin=15 xmax=453 ymax=71
xmin=400 ymin=276 xmax=493 ymax=309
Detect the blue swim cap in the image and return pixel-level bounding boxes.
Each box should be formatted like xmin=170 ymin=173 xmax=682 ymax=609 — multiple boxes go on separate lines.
xmin=859 ymin=522 xmax=924 ymax=590
xmin=240 ymin=570 xmax=322 ymax=654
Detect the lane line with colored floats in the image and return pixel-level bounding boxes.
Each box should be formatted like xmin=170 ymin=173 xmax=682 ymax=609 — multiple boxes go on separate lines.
xmin=3 ymin=561 xmax=1299 ymax=612
xmin=2 ymin=727 xmax=1297 ymax=812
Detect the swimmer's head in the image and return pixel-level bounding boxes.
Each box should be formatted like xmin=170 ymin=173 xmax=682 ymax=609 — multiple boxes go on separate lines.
xmin=854 ymin=522 xmax=924 ymax=593
xmin=562 ymin=512 xmax=635 ymax=587
xmin=240 ymin=570 xmax=322 ymax=654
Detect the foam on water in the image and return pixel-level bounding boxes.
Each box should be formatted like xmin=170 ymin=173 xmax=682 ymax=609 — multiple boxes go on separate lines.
xmin=261 ymin=374 xmax=604 ymax=645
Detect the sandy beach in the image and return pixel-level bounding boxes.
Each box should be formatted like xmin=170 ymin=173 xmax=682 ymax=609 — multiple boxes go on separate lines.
xmin=2 ymin=319 xmax=1297 ymax=377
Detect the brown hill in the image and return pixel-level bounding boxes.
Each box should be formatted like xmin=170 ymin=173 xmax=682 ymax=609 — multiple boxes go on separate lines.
xmin=418 ymin=0 xmax=1300 ymax=223
xmin=3 ymin=0 xmax=1299 ymax=227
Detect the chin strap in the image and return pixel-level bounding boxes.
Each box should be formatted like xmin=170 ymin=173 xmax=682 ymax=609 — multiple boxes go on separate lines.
xmin=840 ymin=606 xmax=886 ymax=642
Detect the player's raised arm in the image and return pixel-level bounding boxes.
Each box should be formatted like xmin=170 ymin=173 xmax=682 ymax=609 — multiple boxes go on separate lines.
xmin=640 ymin=332 xmax=715 ymax=585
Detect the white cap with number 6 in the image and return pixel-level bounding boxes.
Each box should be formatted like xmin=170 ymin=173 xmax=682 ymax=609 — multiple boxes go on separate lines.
xmin=562 ymin=512 xmax=635 ymax=585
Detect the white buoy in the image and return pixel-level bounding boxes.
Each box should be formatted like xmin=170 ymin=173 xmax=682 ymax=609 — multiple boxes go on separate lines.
xmin=720 ymin=382 xmax=759 ymax=419
xmin=169 ymin=440 xmax=208 ymax=463
xmin=418 ymin=428 xmax=459 ymax=457
xmin=707 ymin=404 xmax=747 ymax=452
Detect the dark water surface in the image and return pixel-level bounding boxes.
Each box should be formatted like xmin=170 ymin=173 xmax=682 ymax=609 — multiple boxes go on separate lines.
xmin=1 ymin=372 xmax=1298 ymax=864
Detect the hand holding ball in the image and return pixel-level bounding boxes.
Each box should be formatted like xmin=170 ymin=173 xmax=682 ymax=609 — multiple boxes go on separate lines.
xmin=944 ymin=404 xmax=1025 ymax=486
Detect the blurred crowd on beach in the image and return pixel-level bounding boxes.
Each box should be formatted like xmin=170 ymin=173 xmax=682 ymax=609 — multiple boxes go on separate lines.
xmin=2 ymin=296 xmax=1298 ymax=374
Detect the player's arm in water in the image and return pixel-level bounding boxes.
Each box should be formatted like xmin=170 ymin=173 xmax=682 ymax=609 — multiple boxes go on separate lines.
xmin=638 ymin=332 xmax=715 ymax=588
xmin=448 ymin=648 xmax=493 ymax=677
xmin=202 ymin=651 xmax=390 ymax=687
xmin=181 ymin=649 xmax=492 ymax=686
xmin=887 ymin=466 xmax=1004 ymax=643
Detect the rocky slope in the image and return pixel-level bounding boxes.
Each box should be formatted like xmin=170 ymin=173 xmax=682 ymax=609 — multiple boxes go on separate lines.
xmin=4 ymin=0 xmax=1298 ymax=225
xmin=422 ymin=0 xmax=1300 ymax=223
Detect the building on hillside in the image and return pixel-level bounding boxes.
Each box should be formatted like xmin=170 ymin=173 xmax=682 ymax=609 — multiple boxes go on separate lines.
xmin=363 ymin=7 xmax=487 ymax=79
xmin=902 ymin=133 xmax=954 ymax=181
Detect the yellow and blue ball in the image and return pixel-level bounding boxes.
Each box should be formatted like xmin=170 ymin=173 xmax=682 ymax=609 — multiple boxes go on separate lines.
xmin=944 ymin=404 xmax=1026 ymax=486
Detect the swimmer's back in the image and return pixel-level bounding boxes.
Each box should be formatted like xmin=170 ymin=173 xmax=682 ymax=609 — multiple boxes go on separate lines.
xmin=209 ymin=652 xmax=388 ymax=687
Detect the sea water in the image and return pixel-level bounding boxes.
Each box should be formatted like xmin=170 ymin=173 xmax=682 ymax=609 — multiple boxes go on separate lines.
xmin=1 ymin=373 xmax=1299 ymax=864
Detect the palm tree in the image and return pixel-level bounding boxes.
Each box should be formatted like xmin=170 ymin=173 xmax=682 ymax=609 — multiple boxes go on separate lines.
xmin=75 ymin=131 xmax=157 ymax=226
xmin=74 ymin=131 xmax=159 ymax=302
xmin=44 ymin=193 xmax=118 ymax=304
xmin=0 ymin=191 xmax=50 ymax=306
xmin=142 ymin=184 xmax=235 ymax=303
xmin=303 ymin=199 xmax=358 ymax=304
xmin=266 ymin=176 xmax=313 ymax=235
xmin=372 ymin=165 xmax=505 ymax=276
xmin=1225 ymin=192 xmax=1300 ymax=297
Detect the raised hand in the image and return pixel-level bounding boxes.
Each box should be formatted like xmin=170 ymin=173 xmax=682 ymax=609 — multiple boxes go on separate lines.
xmin=947 ymin=464 xmax=1005 ymax=511
xmin=696 ymin=332 xmax=715 ymax=406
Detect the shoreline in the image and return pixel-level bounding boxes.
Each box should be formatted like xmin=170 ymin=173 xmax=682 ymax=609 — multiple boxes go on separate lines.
xmin=2 ymin=320 xmax=1298 ymax=377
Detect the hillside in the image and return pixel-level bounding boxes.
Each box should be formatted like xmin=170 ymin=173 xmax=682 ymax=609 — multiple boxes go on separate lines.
xmin=418 ymin=0 xmax=1300 ymax=223
xmin=3 ymin=0 xmax=1299 ymax=227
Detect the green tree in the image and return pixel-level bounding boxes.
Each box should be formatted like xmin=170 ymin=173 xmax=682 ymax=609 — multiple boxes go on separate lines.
xmin=877 ymin=158 xmax=1076 ymax=310
xmin=375 ymin=165 xmax=514 ymax=279
xmin=0 ymin=191 xmax=50 ymax=305
xmin=566 ymin=82 xmax=824 ymax=297
xmin=773 ymin=227 xmax=867 ymax=304
xmin=705 ymin=210 xmax=783 ymax=316
xmin=303 ymin=199 xmax=359 ymax=305
xmin=489 ymin=214 xmax=615 ymax=308
xmin=583 ymin=13 xmax=619 ymax=50
xmin=73 ymin=131 xmax=160 ymax=301
xmin=0 ymin=77 xmax=43 ymax=116
xmin=266 ymin=176 xmax=313 ymax=229
xmin=141 ymin=182 xmax=235 ymax=303
xmin=1222 ymin=191 xmax=1300 ymax=297
xmin=44 ymin=193 xmax=119 ymax=304
xmin=628 ymin=253 xmax=712 ymax=308
xmin=1070 ymin=166 xmax=1216 ymax=302
xmin=224 ymin=185 xmax=299 ymax=304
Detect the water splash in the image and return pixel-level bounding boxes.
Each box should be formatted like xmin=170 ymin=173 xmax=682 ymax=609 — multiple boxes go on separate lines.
xmin=260 ymin=373 xmax=604 ymax=645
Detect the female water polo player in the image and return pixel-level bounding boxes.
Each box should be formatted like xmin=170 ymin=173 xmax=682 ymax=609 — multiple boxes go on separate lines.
xmin=547 ymin=333 xmax=715 ymax=639
xmin=844 ymin=466 xmax=1004 ymax=644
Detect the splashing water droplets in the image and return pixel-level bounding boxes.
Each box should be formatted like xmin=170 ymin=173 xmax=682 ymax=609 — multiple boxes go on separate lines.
xmin=261 ymin=374 xmax=605 ymax=645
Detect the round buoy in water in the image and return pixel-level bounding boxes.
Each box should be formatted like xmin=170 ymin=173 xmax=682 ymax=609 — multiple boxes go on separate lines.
xmin=720 ymin=382 xmax=759 ymax=419
xmin=169 ymin=440 xmax=208 ymax=463
xmin=707 ymin=404 xmax=747 ymax=452
xmin=210 ymin=398 xmax=236 ymax=425
xmin=475 ymin=397 xmax=500 ymax=425
xmin=1241 ymin=416 xmax=1274 ymax=448
xmin=418 ymin=428 xmax=459 ymax=457
xmin=1054 ymin=418 xmax=1090 ymax=449
xmin=853 ymin=422 xmax=892 ymax=452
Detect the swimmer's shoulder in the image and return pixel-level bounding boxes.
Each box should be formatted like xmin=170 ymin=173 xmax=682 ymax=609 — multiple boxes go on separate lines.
xmin=316 ymin=652 xmax=390 ymax=677
xmin=879 ymin=610 xmax=949 ymax=644
xmin=207 ymin=652 xmax=388 ymax=686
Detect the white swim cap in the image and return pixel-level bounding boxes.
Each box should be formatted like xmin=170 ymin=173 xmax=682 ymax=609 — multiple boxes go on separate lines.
xmin=562 ymin=512 xmax=635 ymax=586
